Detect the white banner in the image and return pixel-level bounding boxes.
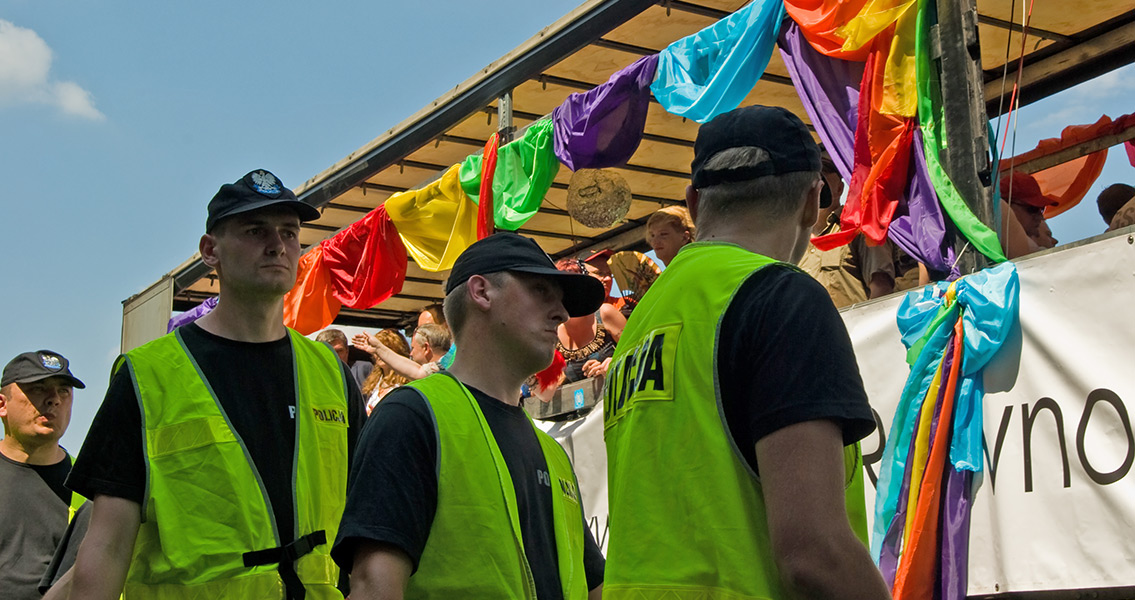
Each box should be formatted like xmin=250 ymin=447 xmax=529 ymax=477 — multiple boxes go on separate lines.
xmin=542 ymin=232 xmax=1135 ymax=594
xmin=851 ymin=232 xmax=1135 ymax=595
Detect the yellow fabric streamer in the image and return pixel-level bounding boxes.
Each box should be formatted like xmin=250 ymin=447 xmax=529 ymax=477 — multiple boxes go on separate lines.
xmin=902 ymin=357 xmax=943 ymax=552
xmin=384 ymin=165 xmax=478 ymax=272
xmin=837 ymin=0 xmax=919 ymax=117
xmin=881 ymin=3 xmax=919 ymax=117
xmin=900 ymin=282 xmax=958 ymax=550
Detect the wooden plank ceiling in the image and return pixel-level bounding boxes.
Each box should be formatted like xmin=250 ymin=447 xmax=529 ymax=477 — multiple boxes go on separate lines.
xmin=173 ymin=0 xmax=1135 ymax=328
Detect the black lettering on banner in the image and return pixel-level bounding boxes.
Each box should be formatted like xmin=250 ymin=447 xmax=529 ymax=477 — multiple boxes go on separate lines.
xmin=1076 ymin=388 xmax=1135 ymax=485
xmin=982 ymin=405 xmax=1015 ymax=493
xmin=588 ymin=515 xmax=610 ymax=551
xmin=861 ymin=409 xmax=887 ymax=488
xmin=1022 ymin=398 xmax=1071 ymax=492
xmin=636 ymin=333 xmax=666 ymax=393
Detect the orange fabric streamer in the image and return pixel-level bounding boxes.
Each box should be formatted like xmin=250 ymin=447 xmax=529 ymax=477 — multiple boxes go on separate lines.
xmin=1000 ymin=113 xmax=1135 ymax=219
xmin=783 ymin=0 xmax=873 ymax=60
xmin=283 ymin=244 xmax=342 ymax=335
xmin=813 ymin=41 xmax=913 ymax=250
xmin=477 ymin=133 xmax=500 ymax=239
xmin=892 ymin=316 xmax=965 ymax=600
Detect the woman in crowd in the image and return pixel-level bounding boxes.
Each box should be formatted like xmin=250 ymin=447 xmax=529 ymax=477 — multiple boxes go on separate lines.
xmin=359 ymin=328 xmax=412 ymax=414
xmin=553 ymin=259 xmax=625 ymax=383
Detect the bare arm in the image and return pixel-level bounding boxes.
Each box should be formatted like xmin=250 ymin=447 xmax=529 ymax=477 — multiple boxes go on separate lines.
xmin=353 ymin=334 xmax=430 ymax=380
xmin=41 ymin=566 xmax=73 ymax=600
xmin=589 ymin=584 xmax=603 ymax=600
xmin=598 ymin=303 xmax=626 ymax=342
xmin=69 ymin=495 xmax=142 ymax=600
xmin=348 ymin=541 xmax=413 ymax=600
xmin=756 ymin=420 xmax=891 ymax=600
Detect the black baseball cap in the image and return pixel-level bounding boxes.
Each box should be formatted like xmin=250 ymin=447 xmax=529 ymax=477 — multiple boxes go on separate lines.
xmin=445 ymin=232 xmax=605 ymax=317
xmin=690 ymin=105 xmax=830 ymax=208
xmin=206 ymin=170 xmax=321 ymax=232
xmin=2 ymin=350 xmax=85 ymax=389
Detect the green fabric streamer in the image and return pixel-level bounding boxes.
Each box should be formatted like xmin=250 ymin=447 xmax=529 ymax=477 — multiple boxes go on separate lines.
xmin=915 ymin=0 xmax=1006 ymax=262
xmin=459 ymin=119 xmax=560 ymax=231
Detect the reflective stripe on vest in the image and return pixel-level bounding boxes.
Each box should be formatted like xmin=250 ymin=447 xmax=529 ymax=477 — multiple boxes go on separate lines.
xmin=602 ymin=242 xmax=868 ymax=600
xmin=118 ymin=328 xmax=347 ymax=600
xmin=404 ymin=373 xmax=588 ymax=600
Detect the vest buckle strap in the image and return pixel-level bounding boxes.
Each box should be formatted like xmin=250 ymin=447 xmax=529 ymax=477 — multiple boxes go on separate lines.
xmin=242 ymin=530 xmax=328 ymax=567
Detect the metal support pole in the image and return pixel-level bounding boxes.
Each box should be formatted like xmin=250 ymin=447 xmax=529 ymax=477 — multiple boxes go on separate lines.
xmin=934 ymin=0 xmax=996 ymax=274
xmin=498 ymin=91 xmax=516 ymax=144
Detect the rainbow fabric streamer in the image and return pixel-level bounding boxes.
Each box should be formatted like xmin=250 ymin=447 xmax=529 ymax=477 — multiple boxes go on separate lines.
xmin=872 ymin=262 xmax=1019 ymax=600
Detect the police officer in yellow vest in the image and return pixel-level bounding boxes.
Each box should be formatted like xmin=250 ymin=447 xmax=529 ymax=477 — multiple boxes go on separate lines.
xmin=67 ymin=170 xmax=364 ymax=600
xmin=334 ymin=232 xmax=607 ymax=599
xmin=603 ymin=106 xmax=891 ymax=600
xmin=0 ymin=350 xmax=86 ymax=600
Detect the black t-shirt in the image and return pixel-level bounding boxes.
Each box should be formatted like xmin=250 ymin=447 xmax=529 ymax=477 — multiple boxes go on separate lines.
xmin=717 ymin=264 xmax=876 ymax=473
xmin=333 ymin=382 xmax=605 ymax=598
xmin=67 ymin=323 xmax=365 ymax=546
xmin=39 ymin=498 xmax=89 ymax=594
xmin=0 ymin=451 xmax=72 ymax=600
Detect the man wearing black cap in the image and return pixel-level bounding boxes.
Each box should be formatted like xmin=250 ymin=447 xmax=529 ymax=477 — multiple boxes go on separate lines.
xmin=0 ymin=351 xmax=84 ymax=600
xmin=68 ymin=170 xmax=364 ymax=600
xmin=602 ymin=106 xmax=888 ymax=600
xmin=335 ymin=231 xmax=606 ymax=599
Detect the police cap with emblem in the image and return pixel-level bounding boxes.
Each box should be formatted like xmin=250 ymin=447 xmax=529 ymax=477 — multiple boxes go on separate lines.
xmin=2 ymin=350 xmax=86 ymax=389
xmin=206 ymin=169 xmax=321 ymax=232
xmin=445 ymin=232 xmax=605 ymax=318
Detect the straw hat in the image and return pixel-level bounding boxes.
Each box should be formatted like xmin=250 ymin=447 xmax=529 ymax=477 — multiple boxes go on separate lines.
xmin=566 ymin=169 xmax=632 ymax=228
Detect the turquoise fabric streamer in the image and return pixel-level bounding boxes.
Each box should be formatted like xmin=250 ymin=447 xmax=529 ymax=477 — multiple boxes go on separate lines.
xmin=871 ymin=262 xmax=1019 ymax=561
xmin=651 ymin=0 xmax=786 ymax=123
xmin=951 ymin=263 xmax=1019 ymax=470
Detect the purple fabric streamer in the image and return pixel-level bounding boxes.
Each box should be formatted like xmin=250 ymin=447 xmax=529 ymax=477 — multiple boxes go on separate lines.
xmin=879 ymin=340 xmax=955 ymax=587
xmin=778 ymin=22 xmax=955 ymax=275
xmin=879 ymin=405 xmax=922 ymax=587
xmin=552 ymin=54 xmax=659 ymax=171
xmin=777 ymin=22 xmax=860 ymax=182
xmin=167 ymin=296 xmax=217 ymax=333
xmin=940 ymin=468 xmax=973 ymax=600
xmin=888 ymin=129 xmax=958 ymax=277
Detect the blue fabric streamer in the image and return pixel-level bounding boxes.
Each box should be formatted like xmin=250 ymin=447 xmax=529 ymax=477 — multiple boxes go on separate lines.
xmin=651 ymin=0 xmax=786 ymax=123
xmin=871 ymin=262 xmax=1019 ymax=561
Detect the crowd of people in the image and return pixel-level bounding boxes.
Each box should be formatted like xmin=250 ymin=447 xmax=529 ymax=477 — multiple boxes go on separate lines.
xmin=4 ymin=103 xmax=1134 ymax=600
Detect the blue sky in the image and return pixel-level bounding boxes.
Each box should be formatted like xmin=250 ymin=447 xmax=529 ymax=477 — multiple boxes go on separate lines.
xmin=1 ymin=1 xmax=1132 ymax=450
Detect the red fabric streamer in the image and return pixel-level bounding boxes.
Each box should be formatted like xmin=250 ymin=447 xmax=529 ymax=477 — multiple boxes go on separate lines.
xmin=534 ymin=349 xmax=566 ymax=393
xmin=283 ymin=244 xmax=342 ymax=335
xmin=892 ymin=316 xmax=965 ymax=600
xmin=477 ymin=133 xmax=500 ymax=239
xmin=813 ymin=43 xmax=912 ymax=250
xmin=320 ymin=205 xmax=408 ymax=309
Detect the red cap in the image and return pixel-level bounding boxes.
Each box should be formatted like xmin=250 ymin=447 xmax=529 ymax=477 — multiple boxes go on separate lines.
xmin=583 ymin=249 xmax=614 ymax=264
xmin=1000 ymin=171 xmax=1058 ymax=208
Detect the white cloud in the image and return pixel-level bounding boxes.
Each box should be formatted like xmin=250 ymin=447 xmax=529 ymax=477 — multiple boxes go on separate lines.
xmin=0 ymin=19 xmax=104 ymax=120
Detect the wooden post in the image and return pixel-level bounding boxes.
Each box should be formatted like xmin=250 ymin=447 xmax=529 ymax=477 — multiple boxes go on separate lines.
xmin=935 ymin=0 xmax=996 ymax=274
xmin=498 ymin=91 xmax=515 ymax=144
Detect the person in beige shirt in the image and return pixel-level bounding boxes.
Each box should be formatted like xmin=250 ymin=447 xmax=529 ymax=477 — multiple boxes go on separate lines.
xmin=798 ymin=159 xmax=895 ymax=308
